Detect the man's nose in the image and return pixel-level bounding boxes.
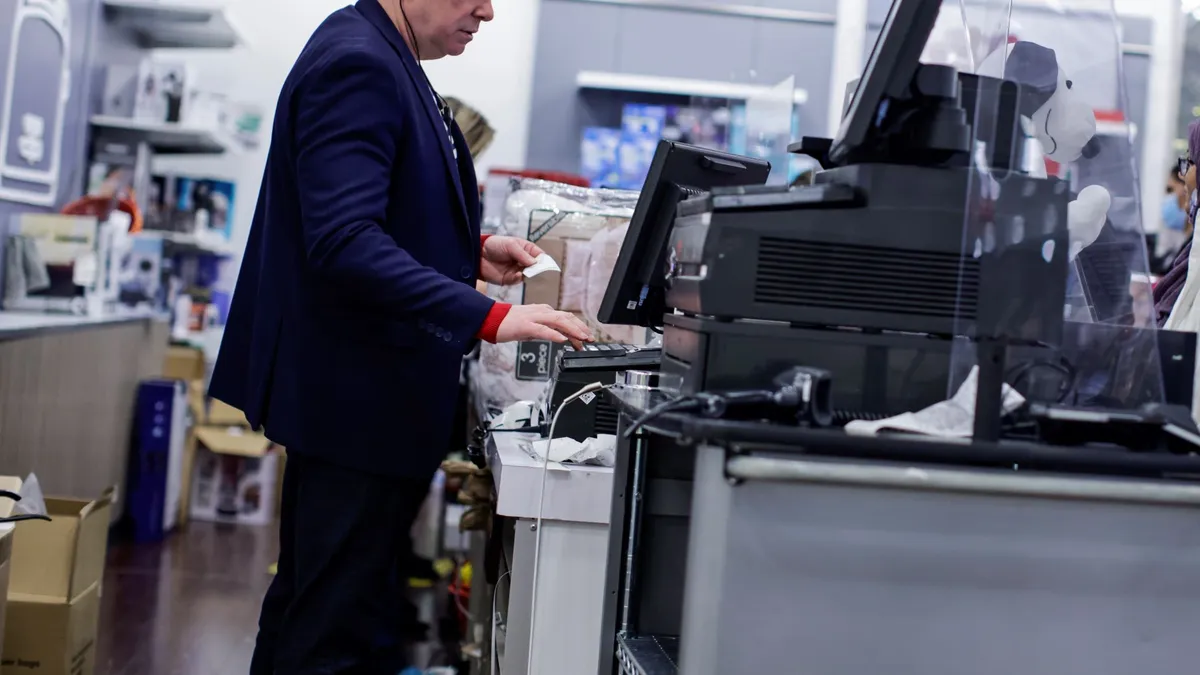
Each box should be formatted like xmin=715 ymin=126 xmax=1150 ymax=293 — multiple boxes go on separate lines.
xmin=477 ymin=0 xmax=494 ymax=21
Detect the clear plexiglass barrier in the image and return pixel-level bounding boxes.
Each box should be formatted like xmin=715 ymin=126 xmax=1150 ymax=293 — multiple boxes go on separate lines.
xmin=921 ymin=0 xmax=1166 ymax=414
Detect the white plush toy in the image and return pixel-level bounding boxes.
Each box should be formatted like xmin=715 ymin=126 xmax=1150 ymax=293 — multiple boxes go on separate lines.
xmin=980 ymin=40 xmax=1110 ymax=257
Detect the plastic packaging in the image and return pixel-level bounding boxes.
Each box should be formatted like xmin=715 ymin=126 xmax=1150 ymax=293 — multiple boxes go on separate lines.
xmin=13 ymin=473 xmax=46 ymax=517
xmin=470 ymin=178 xmax=638 ymax=415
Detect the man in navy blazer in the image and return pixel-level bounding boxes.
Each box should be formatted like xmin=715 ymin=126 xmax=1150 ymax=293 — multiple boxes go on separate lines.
xmin=209 ymin=0 xmax=592 ymax=670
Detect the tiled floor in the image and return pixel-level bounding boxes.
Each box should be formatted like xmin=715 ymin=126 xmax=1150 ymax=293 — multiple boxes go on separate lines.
xmin=95 ymin=522 xmax=278 ymax=675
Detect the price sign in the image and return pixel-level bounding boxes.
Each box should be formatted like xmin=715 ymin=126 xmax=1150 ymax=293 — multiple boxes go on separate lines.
xmin=515 ymin=341 xmax=564 ymax=381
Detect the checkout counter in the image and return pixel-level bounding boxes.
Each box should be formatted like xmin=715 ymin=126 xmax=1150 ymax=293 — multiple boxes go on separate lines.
xmin=488 ymin=430 xmax=615 ymax=674
xmin=603 ymin=388 xmax=1200 ymax=674
xmin=484 ymin=0 xmax=1200 ymax=670
xmin=0 ymin=312 xmax=167 ymax=506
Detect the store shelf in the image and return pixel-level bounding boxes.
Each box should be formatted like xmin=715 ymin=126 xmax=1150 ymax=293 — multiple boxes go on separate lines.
xmin=90 ymin=116 xmax=228 ymax=155
xmin=576 ymin=71 xmax=809 ymax=105
xmin=102 ymin=0 xmax=242 ymax=50
xmin=134 ymin=230 xmax=234 ymax=256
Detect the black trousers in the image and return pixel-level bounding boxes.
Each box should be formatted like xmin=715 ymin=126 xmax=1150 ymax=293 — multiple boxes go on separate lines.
xmin=250 ymin=453 xmax=433 ymax=674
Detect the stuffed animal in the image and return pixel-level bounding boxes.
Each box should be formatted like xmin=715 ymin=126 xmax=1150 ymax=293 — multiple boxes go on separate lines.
xmin=981 ymin=40 xmax=1110 ymax=258
xmin=999 ymin=40 xmax=1100 ymax=164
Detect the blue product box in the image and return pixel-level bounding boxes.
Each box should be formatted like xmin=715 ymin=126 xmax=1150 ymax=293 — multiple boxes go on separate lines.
xmin=580 ymin=127 xmax=622 ymax=188
xmin=617 ymin=132 xmax=659 ymax=191
xmin=622 ymin=104 xmax=668 ymax=137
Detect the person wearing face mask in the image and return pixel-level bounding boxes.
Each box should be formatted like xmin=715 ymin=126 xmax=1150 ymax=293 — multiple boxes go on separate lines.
xmin=208 ymin=0 xmax=594 ymax=672
xmin=1159 ymin=167 xmax=1191 ymax=265
xmin=1154 ymin=120 xmax=1200 ymax=327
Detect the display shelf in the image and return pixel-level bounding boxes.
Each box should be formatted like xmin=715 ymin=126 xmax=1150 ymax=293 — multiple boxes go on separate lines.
xmin=102 ymin=0 xmax=242 ymax=50
xmin=616 ymin=635 xmax=679 ymax=675
xmin=90 ymin=116 xmax=228 ymax=155
xmin=576 ymin=71 xmax=809 ymax=105
xmin=134 ymin=230 xmax=234 ymax=256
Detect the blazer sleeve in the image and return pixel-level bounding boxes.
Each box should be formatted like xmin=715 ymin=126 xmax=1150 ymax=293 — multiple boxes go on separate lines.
xmin=293 ymin=45 xmax=495 ymax=347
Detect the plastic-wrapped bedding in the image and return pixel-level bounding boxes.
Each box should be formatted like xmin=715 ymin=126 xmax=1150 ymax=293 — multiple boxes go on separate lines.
xmin=470 ymin=178 xmax=639 ymax=415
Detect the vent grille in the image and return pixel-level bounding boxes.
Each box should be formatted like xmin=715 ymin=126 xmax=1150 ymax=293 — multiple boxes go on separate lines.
xmin=754 ymin=237 xmax=979 ymax=319
xmin=594 ymin=398 xmax=620 ymax=436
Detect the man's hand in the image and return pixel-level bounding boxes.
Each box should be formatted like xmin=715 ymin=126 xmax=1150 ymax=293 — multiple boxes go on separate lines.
xmin=481 ymin=236 xmax=541 ymax=286
xmin=495 ymin=304 xmax=593 ymax=349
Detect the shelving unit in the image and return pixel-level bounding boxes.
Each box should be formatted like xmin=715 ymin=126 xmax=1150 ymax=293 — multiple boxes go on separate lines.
xmin=102 ymin=0 xmax=243 ymax=50
xmin=89 ymin=115 xmax=229 ymax=155
xmin=133 ymin=230 xmax=234 ymax=257
xmin=576 ymin=71 xmax=809 ymax=105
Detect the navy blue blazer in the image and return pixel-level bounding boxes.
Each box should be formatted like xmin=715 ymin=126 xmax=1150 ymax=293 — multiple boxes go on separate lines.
xmin=209 ymin=0 xmax=494 ymax=479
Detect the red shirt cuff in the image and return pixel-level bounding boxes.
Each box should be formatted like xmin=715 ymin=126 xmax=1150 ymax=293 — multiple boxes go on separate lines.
xmin=476 ymin=302 xmax=511 ymax=343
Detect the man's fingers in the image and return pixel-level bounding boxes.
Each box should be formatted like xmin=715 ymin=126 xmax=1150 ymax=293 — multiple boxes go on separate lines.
xmin=530 ymin=324 xmax=568 ymax=343
xmin=510 ymin=240 xmax=539 ymax=266
xmin=543 ymin=312 xmax=592 ymax=341
xmin=521 ymin=239 xmax=545 ymax=260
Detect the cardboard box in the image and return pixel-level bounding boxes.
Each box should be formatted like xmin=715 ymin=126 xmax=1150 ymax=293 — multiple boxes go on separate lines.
xmin=162 ymin=346 xmax=204 ymax=381
xmin=4 ymin=488 xmax=113 ymax=675
xmin=2 ymin=584 xmax=99 ymax=675
xmin=182 ymin=382 xmax=278 ymax=527
xmin=0 ymin=477 xmax=23 ymax=662
xmin=187 ymin=427 xmax=277 ymax=526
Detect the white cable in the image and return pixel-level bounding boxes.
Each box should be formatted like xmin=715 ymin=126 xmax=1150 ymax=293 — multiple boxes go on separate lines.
xmin=525 ymin=380 xmax=607 ymax=674
xmin=491 ymin=569 xmax=512 ymax=675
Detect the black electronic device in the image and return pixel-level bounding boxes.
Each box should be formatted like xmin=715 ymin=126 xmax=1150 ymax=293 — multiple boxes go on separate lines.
xmin=548 ymin=347 xmax=662 ymax=442
xmin=650 ymin=0 xmax=1067 ymax=438
xmin=829 ymin=0 xmax=965 ymax=166
xmin=597 ymin=141 xmax=770 ymax=329
xmin=667 ymin=167 xmax=1069 ymax=342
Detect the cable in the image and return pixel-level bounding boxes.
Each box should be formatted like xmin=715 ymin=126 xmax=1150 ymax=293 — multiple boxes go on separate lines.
xmin=525 ymin=380 xmax=607 ymax=674
xmin=490 ymin=569 xmax=511 ymax=675
xmin=622 ymin=395 xmax=703 ymax=438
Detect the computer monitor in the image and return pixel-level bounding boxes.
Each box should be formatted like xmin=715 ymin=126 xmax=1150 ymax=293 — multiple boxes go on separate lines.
xmin=828 ymin=0 xmax=942 ymax=165
xmin=598 ymin=140 xmax=770 ymax=328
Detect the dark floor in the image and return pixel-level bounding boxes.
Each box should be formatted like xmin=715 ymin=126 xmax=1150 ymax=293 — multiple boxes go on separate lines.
xmin=96 ymin=522 xmax=279 ymax=675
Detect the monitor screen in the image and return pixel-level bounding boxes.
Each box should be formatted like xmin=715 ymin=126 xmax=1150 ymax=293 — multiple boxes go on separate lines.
xmin=829 ymin=0 xmax=942 ymax=165
xmin=598 ymin=140 xmax=770 ymax=328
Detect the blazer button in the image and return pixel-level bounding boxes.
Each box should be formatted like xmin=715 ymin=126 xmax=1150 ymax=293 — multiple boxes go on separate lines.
xmin=460 ymin=265 xmax=473 ymax=280
xmin=443 ymin=333 xmax=453 ymax=343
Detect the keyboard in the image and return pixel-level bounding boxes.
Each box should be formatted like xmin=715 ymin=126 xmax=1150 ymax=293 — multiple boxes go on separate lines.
xmin=563 ymin=343 xmax=641 ymax=359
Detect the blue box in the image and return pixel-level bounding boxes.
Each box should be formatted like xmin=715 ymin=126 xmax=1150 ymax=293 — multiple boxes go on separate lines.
xmin=621 ymin=103 xmax=668 ymax=137
xmin=581 ymin=127 xmax=621 ymax=188
xmin=617 ymin=132 xmax=659 ymax=190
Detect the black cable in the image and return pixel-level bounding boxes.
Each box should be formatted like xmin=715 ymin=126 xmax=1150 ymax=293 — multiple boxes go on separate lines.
xmin=622 ymin=395 xmax=702 ymax=438
xmin=398 ymin=0 xmax=421 ymax=61
xmin=830 ymin=409 xmax=890 ymax=426
xmin=1007 ymin=356 xmax=1077 ymax=404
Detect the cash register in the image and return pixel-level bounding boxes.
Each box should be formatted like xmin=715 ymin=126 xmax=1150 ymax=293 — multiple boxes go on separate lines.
xmin=546 ymin=144 xmax=771 ymax=441
xmin=590 ymin=0 xmax=1192 ymax=670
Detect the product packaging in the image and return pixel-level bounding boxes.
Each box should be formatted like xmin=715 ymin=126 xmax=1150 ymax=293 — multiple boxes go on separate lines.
xmin=470 ymin=178 xmax=639 ymax=416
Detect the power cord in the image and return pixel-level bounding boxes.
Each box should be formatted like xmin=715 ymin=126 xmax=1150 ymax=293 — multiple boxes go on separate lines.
xmin=525 ymin=380 xmax=608 ymax=673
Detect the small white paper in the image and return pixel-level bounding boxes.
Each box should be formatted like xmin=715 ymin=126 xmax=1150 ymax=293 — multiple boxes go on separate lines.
xmin=845 ymin=366 xmax=1025 ymax=438
xmin=523 ymin=252 xmax=561 ymax=278
xmin=580 ymin=392 xmax=596 ymax=405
